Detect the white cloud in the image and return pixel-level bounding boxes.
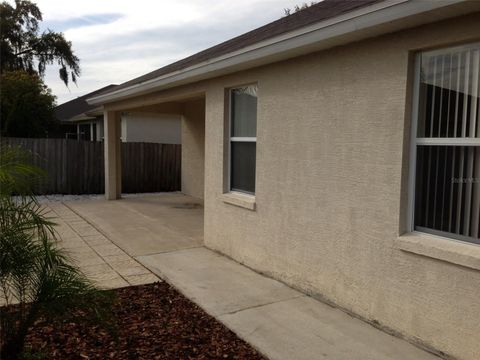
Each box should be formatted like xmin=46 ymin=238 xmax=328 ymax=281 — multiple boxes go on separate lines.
xmin=31 ymin=0 xmax=302 ymax=104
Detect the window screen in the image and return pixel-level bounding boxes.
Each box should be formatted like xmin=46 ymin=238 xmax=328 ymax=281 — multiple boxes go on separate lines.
xmin=412 ymin=43 xmax=480 ymax=244
xmin=229 ymin=85 xmax=257 ymax=194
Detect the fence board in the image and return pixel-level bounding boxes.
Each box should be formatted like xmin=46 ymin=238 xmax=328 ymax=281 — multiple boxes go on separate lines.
xmin=1 ymin=138 xmax=181 ymax=195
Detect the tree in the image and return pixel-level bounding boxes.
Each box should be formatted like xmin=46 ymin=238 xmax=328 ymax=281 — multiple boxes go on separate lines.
xmin=0 ymin=145 xmax=114 ymax=359
xmin=0 ymin=70 xmax=57 ymax=138
xmin=0 ymin=0 xmax=80 ymax=86
xmin=284 ymin=2 xmax=317 ymax=16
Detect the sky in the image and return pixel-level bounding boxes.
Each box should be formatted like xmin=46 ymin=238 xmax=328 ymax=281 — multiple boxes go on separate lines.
xmin=27 ymin=0 xmax=303 ymax=104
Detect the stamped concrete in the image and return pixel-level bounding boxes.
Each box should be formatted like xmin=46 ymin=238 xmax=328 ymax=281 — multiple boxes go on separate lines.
xmin=46 ymin=202 xmax=160 ymax=290
xmin=138 ymin=247 xmax=438 ymax=360
xmin=65 ymin=193 xmax=204 ymax=256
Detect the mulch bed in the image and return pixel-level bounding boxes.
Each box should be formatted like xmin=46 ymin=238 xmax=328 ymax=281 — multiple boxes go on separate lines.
xmin=23 ymin=282 xmax=265 ymax=359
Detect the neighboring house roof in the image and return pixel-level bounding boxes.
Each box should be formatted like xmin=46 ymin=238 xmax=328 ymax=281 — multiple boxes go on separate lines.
xmin=88 ymin=0 xmax=475 ymax=105
xmin=55 ymin=84 xmax=118 ymax=121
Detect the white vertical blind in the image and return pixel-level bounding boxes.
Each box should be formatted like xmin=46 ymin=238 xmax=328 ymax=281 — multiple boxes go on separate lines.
xmin=414 ymin=43 xmax=480 ymax=243
xmin=470 ymin=49 xmax=480 ymax=237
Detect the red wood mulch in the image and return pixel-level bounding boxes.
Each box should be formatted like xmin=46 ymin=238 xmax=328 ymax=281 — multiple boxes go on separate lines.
xmin=24 ymin=282 xmax=265 ymax=359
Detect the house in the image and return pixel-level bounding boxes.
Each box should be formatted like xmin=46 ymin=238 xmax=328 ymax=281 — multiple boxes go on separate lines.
xmin=87 ymin=1 xmax=480 ymax=359
xmin=55 ymin=85 xmax=181 ymax=143
xmin=55 ymin=85 xmax=117 ymax=140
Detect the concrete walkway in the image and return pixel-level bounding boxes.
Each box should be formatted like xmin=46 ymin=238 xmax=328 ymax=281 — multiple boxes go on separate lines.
xmin=138 ymin=247 xmax=439 ymax=360
xmin=47 ymin=194 xmax=437 ymax=360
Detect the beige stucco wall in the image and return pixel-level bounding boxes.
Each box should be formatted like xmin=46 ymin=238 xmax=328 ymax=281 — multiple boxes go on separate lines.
xmin=120 ymin=112 xmax=181 ymax=144
xmin=199 ymin=14 xmax=480 ymax=360
xmin=181 ymin=99 xmax=205 ymax=199
xmin=103 ymin=12 xmax=480 ymax=359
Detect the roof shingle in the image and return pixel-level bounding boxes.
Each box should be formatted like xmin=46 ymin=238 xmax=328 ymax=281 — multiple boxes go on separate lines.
xmin=55 ymin=84 xmax=117 ymax=121
xmin=103 ymin=0 xmax=383 ymax=94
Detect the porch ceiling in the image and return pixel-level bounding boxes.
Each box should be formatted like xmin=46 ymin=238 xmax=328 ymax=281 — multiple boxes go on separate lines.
xmin=104 ymin=90 xmax=205 ymax=113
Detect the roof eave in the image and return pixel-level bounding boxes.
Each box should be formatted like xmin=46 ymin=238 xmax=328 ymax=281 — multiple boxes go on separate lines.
xmin=84 ymin=107 xmax=104 ymax=117
xmin=67 ymin=113 xmax=98 ymax=122
xmin=87 ymin=0 xmax=468 ymax=106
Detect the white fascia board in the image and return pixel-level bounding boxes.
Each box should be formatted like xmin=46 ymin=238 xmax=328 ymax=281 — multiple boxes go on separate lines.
xmin=84 ymin=106 xmax=104 ymax=117
xmin=68 ymin=113 xmax=97 ymax=122
xmin=87 ymin=0 xmax=466 ymax=105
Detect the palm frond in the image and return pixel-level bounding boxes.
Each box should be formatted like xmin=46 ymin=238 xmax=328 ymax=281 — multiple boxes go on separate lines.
xmin=0 ymin=145 xmax=115 ymax=359
xmin=0 ymin=144 xmax=45 ymax=196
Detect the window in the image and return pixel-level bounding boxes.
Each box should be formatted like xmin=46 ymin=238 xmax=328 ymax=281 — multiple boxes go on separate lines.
xmin=229 ymin=84 xmax=258 ymax=195
xmin=410 ymin=43 xmax=480 ymax=244
xmin=78 ymin=124 xmax=91 ymax=141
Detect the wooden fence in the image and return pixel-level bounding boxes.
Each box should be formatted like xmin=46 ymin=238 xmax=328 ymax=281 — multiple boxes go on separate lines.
xmin=2 ymin=137 xmax=181 ymax=195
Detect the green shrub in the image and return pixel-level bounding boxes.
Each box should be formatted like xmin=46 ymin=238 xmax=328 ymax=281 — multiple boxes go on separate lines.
xmin=0 ymin=145 xmax=114 ymax=359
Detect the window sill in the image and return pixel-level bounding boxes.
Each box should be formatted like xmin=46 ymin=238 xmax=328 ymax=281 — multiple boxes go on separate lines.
xmin=219 ymin=192 xmax=256 ymax=211
xmin=395 ymin=232 xmax=480 ymax=271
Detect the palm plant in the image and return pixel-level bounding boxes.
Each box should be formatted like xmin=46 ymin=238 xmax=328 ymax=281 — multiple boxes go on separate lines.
xmin=0 ymin=145 xmax=113 ymax=359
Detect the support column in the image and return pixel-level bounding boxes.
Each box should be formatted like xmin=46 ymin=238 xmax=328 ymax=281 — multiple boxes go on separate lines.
xmin=90 ymin=123 xmax=94 ymax=141
xmin=104 ymin=110 xmax=122 ymax=200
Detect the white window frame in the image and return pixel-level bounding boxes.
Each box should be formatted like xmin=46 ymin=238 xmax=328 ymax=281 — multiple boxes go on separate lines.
xmin=227 ymin=84 xmax=257 ymax=196
xmin=407 ymin=42 xmax=480 ymax=244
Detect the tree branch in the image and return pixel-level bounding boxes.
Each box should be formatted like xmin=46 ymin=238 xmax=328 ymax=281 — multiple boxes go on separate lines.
xmin=13 ymin=48 xmax=34 ymax=56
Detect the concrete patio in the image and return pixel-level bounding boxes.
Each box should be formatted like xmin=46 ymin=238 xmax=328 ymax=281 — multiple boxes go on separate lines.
xmin=47 ymin=200 xmax=160 ymax=289
xmin=64 ymin=192 xmax=203 ymax=256
xmin=46 ymin=193 xmax=438 ymax=360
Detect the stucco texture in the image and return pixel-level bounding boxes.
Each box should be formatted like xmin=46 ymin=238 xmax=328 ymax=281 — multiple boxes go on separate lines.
xmin=201 ymin=14 xmax=480 ymax=360
xmin=103 ymin=13 xmax=480 ymax=360
xmin=182 ymin=99 xmax=205 ymax=199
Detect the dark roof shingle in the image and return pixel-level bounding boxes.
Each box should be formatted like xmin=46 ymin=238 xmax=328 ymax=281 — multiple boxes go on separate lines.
xmin=55 ymin=84 xmax=117 ymax=121
xmin=104 ymin=0 xmax=383 ymax=94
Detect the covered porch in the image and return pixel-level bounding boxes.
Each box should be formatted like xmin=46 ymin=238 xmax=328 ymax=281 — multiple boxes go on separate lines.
xmin=102 ymin=92 xmax=205 ymax=202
